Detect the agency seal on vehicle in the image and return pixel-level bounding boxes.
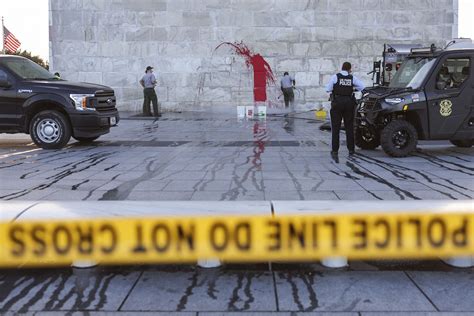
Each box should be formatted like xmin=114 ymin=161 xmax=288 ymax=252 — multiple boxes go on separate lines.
xmin=439 ymin=99 xmax=453 ymax=117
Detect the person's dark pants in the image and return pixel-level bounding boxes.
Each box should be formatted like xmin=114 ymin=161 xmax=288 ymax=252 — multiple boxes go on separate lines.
xmin=282 ymin=87 xmax=294 ymax=107
xmin=143 ymin=88 xmax=159 ymax=116
xmin=330 ymin=96 xmax=356 ymax=153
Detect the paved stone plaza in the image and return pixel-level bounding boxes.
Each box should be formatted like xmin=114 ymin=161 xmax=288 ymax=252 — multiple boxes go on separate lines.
xmin=0 ymin=112 xmax=472 ymax=202
xmin=0 ymin=112 xmax=473 ymax=314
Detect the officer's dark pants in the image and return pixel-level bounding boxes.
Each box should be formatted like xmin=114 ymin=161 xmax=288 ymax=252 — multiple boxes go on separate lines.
xmin=282 ymin=87 xmax=294 ymax=107
xmin=143 ymin=88 xmax=159 ymax=116
xmin=330 ymin=96 xmax=356 ymax=153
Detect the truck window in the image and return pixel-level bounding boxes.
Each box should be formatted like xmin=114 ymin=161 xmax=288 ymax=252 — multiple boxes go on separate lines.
xmin=4 ymin=58 xmax=55 ymax=80
xmin=389 ymin=58 xmax=435 ymax=89
xmin=435 ymin=58 xmax=470 ymax=90
xmin=0 ymin=69 xmax=9 ymax=81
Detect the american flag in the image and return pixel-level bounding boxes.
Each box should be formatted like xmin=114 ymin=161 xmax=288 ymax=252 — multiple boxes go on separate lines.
xmin=3 ymin=26 xmax=21 ymax=53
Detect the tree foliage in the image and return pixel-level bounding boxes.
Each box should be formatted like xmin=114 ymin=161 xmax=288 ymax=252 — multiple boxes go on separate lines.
xmin=5 ymin=50 xmax=49 ymax=70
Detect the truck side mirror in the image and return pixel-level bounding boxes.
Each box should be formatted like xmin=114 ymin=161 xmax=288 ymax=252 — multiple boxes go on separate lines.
xmin=0 ymin=79 xmax=11 ymax=88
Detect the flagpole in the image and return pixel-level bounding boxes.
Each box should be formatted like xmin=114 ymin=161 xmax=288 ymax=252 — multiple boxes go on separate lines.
xmin=1 ymin=16 xmax=4 ymax=54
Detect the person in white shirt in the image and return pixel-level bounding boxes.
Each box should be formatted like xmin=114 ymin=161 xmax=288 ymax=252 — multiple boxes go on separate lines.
xmin=280 ymin=72 xmax=295 ymax=107
xmin=139 ymin=66 xmax=160 ymax=117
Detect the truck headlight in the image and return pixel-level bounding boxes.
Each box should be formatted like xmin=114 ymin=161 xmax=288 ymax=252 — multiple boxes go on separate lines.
xmin=70 ymin=94 xmax=95 ymax=111
xmin=384 ymin=97 xmax=404 ymax=105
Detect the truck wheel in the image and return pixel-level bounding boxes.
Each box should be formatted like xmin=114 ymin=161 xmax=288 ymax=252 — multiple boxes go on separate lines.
xmin=30 ymin=110 xmax=71 ymax=149
xmin=73 ymin=136 xmax=100 ymax=143
xmin=450 ymin=139 xmax=473 ymax=148
xmin=381 ymin=120 xmax=418 ymax=157
xmin=355 ymin=127 xmax=380 ymax=150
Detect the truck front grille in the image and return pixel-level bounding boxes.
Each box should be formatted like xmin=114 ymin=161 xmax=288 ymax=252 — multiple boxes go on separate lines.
xmin=363 ymin=98 xmax=378 ymax=110
xmin=94 ymin=91 xmax=116 ymax=112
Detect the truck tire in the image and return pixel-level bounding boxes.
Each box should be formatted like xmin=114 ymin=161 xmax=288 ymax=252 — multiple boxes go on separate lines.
xmin=30 ymin=110 xmax=71 ymax=149
xmin=450 ymin=139 xmax=473 ymax=148
xmin=73 ymin=136 xmax=100 ymax=143
xmin=355 ymin=127 xmax=380 ymax=150
xmin=381 ymin=120 xmax=418 ymax=157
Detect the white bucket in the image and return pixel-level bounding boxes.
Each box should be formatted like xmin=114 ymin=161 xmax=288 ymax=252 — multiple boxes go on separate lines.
xmin=246 ymin=106 xmax=254 ymax=118
xmin=237 ymin=106 xmax=246 ymax=118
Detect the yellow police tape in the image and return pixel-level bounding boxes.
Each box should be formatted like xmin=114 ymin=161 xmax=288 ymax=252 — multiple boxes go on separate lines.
xmin=1 ymin=212 xmax=473 ymax=267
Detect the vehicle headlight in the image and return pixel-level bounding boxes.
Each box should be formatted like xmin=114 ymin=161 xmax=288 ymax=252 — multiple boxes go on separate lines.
xmin=384 ymin=97 xmax=404 ymax=105
xmin=69 ymin=94 xmax=95 ymax=111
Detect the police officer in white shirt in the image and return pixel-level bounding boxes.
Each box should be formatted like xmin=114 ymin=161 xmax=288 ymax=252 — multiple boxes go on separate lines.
xmin=326 ymin=62 xmax=365 ymax=159
xmin=139 ymin=66 xmax=160 ymax=117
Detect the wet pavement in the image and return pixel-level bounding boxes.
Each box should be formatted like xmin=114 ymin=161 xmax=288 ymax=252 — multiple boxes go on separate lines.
xmin=0 ymin=111 xmax=472 ymax=202
xmin=1 ymin=111 xmax=473 ymax=314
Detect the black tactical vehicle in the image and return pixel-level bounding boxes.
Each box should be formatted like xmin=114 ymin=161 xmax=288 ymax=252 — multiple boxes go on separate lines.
xmin=0 ymin=55 xmax=119 ymax=149
xmin=355 ymin=42 xmax=473 ymax=157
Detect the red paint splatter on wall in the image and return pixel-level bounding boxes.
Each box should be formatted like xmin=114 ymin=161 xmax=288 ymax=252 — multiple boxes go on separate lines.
xmin=215 ymin=41 xmax=275 ymax=102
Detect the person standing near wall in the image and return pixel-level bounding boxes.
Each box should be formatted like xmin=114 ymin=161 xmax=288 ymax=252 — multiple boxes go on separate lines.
xmin=139 ymin=66 xmax=160 ymax=117
xmin=280 ymin=72 xmax=295 ymax=108
xmin=326 ymin=62 xmax=365 ymax=159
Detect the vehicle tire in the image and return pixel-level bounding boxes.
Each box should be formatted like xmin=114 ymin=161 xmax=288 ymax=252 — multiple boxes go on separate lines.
xmin=73 ymin=136 xmax=100 ymax=143
xmin=29 ymin=110 xmax=71 ymax=149
xmin=355 ymin=126 xmax=380 ymax=150
xmin=380 ymin=120 xmax=418 ymax=157
xmin=450 ymin=139 xmax=473 ymax=148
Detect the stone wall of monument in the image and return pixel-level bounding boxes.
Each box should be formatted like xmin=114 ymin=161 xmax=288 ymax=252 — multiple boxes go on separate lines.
xmin=49 ymin=0 xmax=458 ymax=111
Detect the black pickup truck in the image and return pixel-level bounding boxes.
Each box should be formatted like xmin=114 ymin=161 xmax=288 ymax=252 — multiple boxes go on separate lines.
xmin=0 ymin=55 xmax=119 ymax=149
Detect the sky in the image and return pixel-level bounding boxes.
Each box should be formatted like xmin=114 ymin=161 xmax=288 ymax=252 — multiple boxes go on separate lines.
xmin=0 ymin=0 xmax=473 ymax=61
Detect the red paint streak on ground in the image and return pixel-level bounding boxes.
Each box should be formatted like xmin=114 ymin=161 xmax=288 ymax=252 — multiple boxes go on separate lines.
xmin=215 ymin=41 xmax=275 ymax=102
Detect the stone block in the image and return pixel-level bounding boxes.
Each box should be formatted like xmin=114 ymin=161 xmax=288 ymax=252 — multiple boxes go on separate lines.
xmin=103 ymin=72 xmax=138 ymax=88
xmin=305 ymin=87 xmax=328 ymax=101
xmin=99 ymin=42 xmax=129 ymax=57
xmin=81 ymin=57 xmax=100 ymax=72
xmin=59 ymin=25 xmax=84 ymax=41
xmin=206 ymin=72 xmax=242 ymax=87
xmin=82 ymin=0 xmax=107 ymax=10
xmin=167 ymin=0 xmax=207 ymax=11
xmin=113 ymin=0 xmax=167 ymax=11
xmin=321 ymin=41 xmax=351 ymax=56
xmin=168 ymin=27 xmax=200 ymax=42
xmin=295 ymin=72 xmax=320 ymax=86
xmin=205 ymin=0 xmax=231 ymax=10
xmin=349 ymin=42 xmax=381 ymax=58
xmin=336 ymin=27 xmax=375 ymax=41
xmin=284 ymin=11 xmax=317 ymax=27
xmin=308 ymin=58 xmax=338 ymax=72
xmin=360 ymin=0 xmax=381 ymax=10
xmin=198 ymin=87 xmax=232 ymax=102
xmin=300 ymin=27 xmax=337 ymax=41
xmin=103 ymin=11 xmax=137 ymax=26
xmin=253 ymin=12 xmax=290 ymax=27
xmin=78 ymin=71 xmax=103 ymax=84
xmin=314 ymin=12 xmax=350 ymax=27
xmin=230 ymin=0 xmax=275 ymax=11
xmin=153 ymin=11 xmax=183 ymax=26
xmin=137 ymin=12 xmax=155 ymax=27
xmin=287 ymin=0 xmax=329 ymax=10
xmin=291 ymin=43 xmax=323 ymax=57
xmin=50 ymin=0 xmax=82 ymax=10
xmin=211 ymin=10 xmax=253 ymax=27
xmin=182 ymin=12 xmax=212 ymax=27
xmin=125 ymin=26 xmax=153 ymax=41
xmin=276 ymin=58 xmax=306 ymax=71
xmin=104 ymin=25 xmax=124 ymax=41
